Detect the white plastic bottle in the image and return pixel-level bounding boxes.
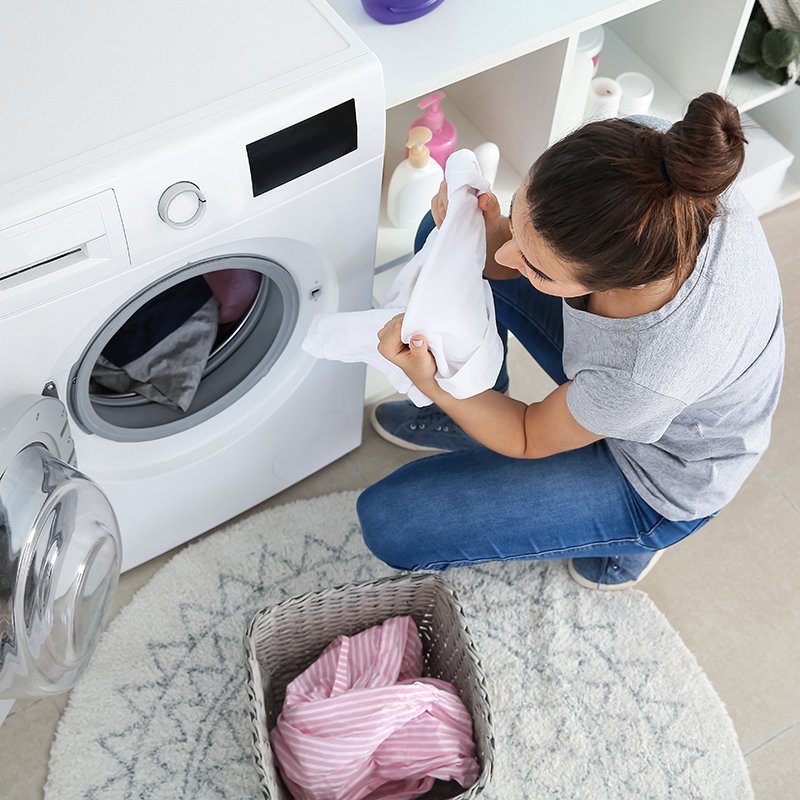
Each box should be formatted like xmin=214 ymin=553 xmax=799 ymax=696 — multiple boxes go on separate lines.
xmin=473 ymin=141 xmax=500 ymax=187
xmin=386 ymin=126 xmax=444 ymax=228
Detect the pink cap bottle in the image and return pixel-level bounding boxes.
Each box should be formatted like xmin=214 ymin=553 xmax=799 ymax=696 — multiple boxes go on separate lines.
xmin=408 ymin=91 xmax=457 ymax=170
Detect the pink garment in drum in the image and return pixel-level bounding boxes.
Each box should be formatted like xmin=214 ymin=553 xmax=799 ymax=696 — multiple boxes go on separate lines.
xmin=203 ymin=269 xmax=260 ymax=323
xmin=269 ymin=616 xmax=479 ymax=800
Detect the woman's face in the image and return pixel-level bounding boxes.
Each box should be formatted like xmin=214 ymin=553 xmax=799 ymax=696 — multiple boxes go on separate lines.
xmin=494 ymin=187 xmax=591 ymax=298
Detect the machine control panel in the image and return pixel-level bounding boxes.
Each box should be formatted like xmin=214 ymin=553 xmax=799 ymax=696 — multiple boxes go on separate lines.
xmin=157 ymin=181 xmax=206 ymax=229
xmin=246 ymin=99 xmax=357 ymax=197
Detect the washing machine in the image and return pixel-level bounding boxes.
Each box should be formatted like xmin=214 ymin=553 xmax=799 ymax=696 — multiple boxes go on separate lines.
xmin=0 ymin=0 xmax=384 ymax=705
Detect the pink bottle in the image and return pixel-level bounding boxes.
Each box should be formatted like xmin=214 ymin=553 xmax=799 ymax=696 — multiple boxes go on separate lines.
xmin=408 ymin=91 xmax=457 ymax=170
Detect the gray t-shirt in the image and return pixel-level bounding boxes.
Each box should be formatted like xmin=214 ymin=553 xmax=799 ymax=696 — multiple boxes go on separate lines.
xmin=563 ymin=183 xmax=784 ymax=521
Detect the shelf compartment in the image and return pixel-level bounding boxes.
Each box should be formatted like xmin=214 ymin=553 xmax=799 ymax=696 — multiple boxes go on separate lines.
xmin=377 ymin=70 xmax=549 ymax=270
xmin=726 ymin=69 xmax=799 ymax=113
xmin=608 ymin=0 xmax=752 ymax=99
xmin=590 ymin=26 xmax=688 ymax=122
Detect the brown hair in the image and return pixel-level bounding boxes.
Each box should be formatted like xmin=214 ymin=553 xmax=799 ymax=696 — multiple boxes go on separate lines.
xmin=525 ymin=92 xmax=747 ymax=291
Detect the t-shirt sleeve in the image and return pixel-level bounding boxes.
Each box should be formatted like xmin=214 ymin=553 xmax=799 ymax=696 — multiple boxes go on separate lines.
xmin=624 ymin=114 xmax=671 ymax=133
xmin=566 ymin=369 xmax=686 ymax=443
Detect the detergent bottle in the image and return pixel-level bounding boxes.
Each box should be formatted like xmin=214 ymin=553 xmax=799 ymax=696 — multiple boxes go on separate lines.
xmin=387 ymin=126 xmax=444 ymax=228
xmin=408 ymin=91 xmax=457 ymax=170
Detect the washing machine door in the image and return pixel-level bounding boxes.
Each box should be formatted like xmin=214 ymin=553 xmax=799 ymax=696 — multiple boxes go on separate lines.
xmin=0 ymin=396 xmax=122 ymax=699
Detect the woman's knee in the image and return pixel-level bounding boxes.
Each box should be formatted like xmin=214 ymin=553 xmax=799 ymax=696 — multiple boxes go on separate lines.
xmin=356 ymin=485 xmax=418 ymax=570
xmin=413 ymin=211 xmax=436 ymax=254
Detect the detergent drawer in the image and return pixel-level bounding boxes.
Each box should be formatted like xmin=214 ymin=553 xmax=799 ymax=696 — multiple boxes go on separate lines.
xmin=0 ymin=189 xmax=130 ymax=320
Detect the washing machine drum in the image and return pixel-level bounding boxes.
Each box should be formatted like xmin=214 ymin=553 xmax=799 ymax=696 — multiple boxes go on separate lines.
xmin=0 ymin=397 xmax=122 ymax=699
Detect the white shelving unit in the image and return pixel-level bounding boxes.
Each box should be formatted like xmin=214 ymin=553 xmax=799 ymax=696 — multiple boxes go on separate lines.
xmin=325 ymin=0 xmax=798 ymax=402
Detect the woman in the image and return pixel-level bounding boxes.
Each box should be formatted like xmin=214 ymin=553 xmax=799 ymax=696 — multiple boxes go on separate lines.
xmin=356 ymin=93 xmax=785 ymax=590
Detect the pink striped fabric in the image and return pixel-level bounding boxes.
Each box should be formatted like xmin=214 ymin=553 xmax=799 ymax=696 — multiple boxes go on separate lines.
xmin=269 ymin=616 xmax=479 ymax=800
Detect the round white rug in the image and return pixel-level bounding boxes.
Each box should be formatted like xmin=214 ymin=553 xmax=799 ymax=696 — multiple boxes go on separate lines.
xmin=46 ymin=491 xmax=752 ymax=800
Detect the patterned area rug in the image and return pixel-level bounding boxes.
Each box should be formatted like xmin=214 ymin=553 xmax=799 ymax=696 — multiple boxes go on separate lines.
xmin=45 ymin=491 xmax=752 ymax=799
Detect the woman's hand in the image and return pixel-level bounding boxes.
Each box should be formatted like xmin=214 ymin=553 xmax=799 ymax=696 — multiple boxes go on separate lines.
xmin=431 ymin=181 xmax=449 ymax=228
xmin=377 ymin=314 xmax=437 ymax=392
xmin=478 ymin=188 xmax=504 ymax=241
xmin=431 ymin=180 xmax=504 ymax=241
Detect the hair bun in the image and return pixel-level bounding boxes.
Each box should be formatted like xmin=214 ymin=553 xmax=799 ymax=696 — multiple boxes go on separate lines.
xmin=662 ymin=93 xmax=747 ymax=199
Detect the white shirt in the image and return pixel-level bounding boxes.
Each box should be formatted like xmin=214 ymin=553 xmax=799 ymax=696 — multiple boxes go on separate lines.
xmin=302 ymin=149 xmax=503 ymax=406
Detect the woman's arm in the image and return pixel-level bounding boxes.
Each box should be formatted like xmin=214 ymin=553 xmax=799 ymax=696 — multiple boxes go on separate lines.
xmin=377 ymin=315 xmax=602 ymax=459
xmin=424 ymin=380 xmax=601 ymax=459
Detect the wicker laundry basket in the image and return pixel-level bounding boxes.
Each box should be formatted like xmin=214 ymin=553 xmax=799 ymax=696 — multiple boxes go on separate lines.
xmin=243 ymin=573 xmax=495 ymax=800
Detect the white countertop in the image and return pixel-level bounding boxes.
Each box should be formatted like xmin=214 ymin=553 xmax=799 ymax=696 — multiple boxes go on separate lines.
xmin=325 ymin=0 xmax=661 ymax=107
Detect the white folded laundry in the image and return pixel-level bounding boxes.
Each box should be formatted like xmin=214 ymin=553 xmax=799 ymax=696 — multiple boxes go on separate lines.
xmin=302 ymin=149 xmax=504 ymax=406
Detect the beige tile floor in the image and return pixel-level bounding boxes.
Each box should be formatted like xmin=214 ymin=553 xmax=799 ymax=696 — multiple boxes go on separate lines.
xmin=2 ymin=201 xmax=798 ymax=798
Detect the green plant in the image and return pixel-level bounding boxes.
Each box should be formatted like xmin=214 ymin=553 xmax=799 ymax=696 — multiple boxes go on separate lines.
xmin=735 ymin=4 xmax=800 ymax=85
xmin=762 ymin=28 xmax=800 ymax=68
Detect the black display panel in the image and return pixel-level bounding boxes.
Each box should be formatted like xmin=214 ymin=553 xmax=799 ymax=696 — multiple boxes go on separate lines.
xmin=246 ymin=99 xmax=358 ymax=197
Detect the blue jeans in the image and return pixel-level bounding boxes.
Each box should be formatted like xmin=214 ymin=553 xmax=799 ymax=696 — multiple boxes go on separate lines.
xmin=357 ymin=213 xmax=713 ymax=571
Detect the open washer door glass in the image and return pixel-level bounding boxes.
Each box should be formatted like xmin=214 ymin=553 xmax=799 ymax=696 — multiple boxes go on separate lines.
xmin=0 ymin=396 xmax=122 ymax=698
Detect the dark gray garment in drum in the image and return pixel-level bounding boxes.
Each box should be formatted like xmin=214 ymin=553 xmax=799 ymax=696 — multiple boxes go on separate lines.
xmin=92 ymin=298 xmax=219 ymax=413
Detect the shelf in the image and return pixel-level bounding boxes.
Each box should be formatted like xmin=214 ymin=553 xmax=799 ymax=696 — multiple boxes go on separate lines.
xmin=325 ymin=0 xmax=662 ymax=108
xmin=593 ymin=26 xmax=688 ymax=122
xmin=726 ymin=69 xmax=798 ymax=113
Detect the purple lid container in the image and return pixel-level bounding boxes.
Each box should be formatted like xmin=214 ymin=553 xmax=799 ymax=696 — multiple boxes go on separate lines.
xmin=361 ymin=0 xmax=445 ymax=24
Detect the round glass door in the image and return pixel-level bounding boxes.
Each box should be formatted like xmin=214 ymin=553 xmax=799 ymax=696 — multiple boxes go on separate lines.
xmin=0 ymin=445 xmax=121 ymax=698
